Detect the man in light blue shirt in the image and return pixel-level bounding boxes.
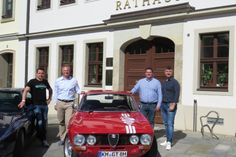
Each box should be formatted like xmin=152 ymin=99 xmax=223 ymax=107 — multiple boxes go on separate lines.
xmin=54 ymin=64 xmax=81 ymax=145
xmin=131 ymin=67 xmax=162 ymax=128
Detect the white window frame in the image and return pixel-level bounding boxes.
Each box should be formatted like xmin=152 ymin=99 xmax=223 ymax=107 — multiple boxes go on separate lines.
xmin=193 ymin=26 xmax=234 ymax=96
xmin=83 ymin=39 xmax=106 ymax=89
xmin=0 ymin=0 xmax=15 ymax=23
xmin=36 ymin=0 xmax=52 ymax=11
xmin=57 ymin=42 xmax=76 ymax=77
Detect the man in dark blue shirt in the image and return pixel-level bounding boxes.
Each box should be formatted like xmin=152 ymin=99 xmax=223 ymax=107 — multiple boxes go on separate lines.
xmin=160 ymin=66 xmax=180 ymax=150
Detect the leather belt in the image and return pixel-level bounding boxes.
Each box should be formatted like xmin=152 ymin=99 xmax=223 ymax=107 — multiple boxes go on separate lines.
xmin=58 ymin=99 xmax=74 ymax=102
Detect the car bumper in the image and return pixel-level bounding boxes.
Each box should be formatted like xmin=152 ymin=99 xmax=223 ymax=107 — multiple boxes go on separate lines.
xmin=73 ymin=145 xmax=151 ymax=157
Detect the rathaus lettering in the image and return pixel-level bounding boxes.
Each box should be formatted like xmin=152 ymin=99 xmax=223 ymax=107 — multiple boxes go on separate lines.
xmin=116 ymin=0 xmax=180 ymax=10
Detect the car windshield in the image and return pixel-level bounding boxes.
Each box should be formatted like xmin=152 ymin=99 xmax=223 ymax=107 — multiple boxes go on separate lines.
xmin=80 ymin=94 xmax=137 ymax=112
xmin=0 ymin=91 xmax=21 ymax=112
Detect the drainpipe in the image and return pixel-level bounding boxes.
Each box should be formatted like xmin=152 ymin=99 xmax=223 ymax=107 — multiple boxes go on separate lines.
xmin=25 ymin=0 xmax=30 ymax=84
xmin=193 ymin=99 xmax=197 ymax=132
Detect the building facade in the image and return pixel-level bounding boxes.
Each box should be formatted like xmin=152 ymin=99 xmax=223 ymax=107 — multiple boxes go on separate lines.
xmin=1 ymin=0 xmax=236 ymax=136
xmin=0 ymin=0 xmax=27 ymax=88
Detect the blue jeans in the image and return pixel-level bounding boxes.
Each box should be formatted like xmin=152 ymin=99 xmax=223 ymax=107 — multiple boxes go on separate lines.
xmin=140 ymin=103 xmax=157 ymax=128
xmin=28 ymin=104 xmax=48 ymax=141
xmin=161 ymin=102 xmax=177 ymax=143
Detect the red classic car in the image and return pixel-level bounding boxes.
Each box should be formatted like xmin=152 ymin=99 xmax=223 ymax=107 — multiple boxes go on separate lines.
xmin=64 ymin=90 xmax=160 ymax=157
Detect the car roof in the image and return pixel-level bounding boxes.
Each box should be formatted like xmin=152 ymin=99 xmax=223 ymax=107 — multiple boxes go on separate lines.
xmin=85 ymin=90 xmax=131 ymax=96
xmin=0 ymin=88 xmax=23 ymax=92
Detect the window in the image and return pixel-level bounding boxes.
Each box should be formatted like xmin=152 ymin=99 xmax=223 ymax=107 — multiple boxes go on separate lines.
xmin=36 ymin=47 xmax=49 ymax=79
xmin=152 ymin=37 xmax=175 ymax=53
xmin=125 ymin=37 xmax=175 ymax=54
xmin=37 ymin=0 xmax=51 ymax=10
xmin=106 ymin=58 xmax=113 ymax=67
xmin=6 ymin=54 xmax=13 ymax=87
xmin=125 ymin=39 xmax=150 ymax=54
xmin=59 ymin=45 xmax=74 ymax=76
xmin=0 ymin=53 xmax=13 ymax=88
xmin=199 ymin=32 xmax=229 ymax=90
xmin=0 ymin=91 xmax=21 ymax=112
xmin=106 ymin=58 xmax=113 ymax=86
xmin=60 ymin=0 xmax=75 ymax=6
xmin=106 ymin=70 xmax=113 ymax=86
xmin=87 ymin=43 xmax=103 ymax=85
xmin=2 ymin=0 xmax=13 ymax=19
xmin=81 ymin=94 xmax=136 ymax=112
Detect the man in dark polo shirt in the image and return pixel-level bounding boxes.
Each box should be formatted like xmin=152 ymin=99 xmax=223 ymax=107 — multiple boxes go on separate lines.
xmin=18 ymin=68 xmax=52 ymax=147
xmin=159 ymin=66 xmax=180 ymax=150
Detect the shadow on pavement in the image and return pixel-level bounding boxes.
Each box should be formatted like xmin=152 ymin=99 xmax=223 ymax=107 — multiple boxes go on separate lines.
xmin=155 ymin=129 xmax=187 ymax=146
xmin=47 ymin=124 xmax=59 ymax=144
xmin=24 ymin=124 xmax=58 ymax=157
xmin=156 ymin=149 xmax=162 ymax=157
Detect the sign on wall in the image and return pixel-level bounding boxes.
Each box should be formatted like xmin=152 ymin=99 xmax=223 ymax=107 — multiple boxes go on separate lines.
xmin=115 ymin=0 xmax=187 ymax=12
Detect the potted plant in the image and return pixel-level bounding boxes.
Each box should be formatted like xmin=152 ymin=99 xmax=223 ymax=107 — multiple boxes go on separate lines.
xmin=217 ymin=72 xmax=228 ymax=87
xmin=201 ymin=66 xmax=212 ymax=86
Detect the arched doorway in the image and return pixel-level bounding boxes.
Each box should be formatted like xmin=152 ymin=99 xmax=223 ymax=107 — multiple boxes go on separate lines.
xmin=0 ymin=53 xmax=13 ymax=88
xmin=124 ymin=36 xmax=175 ymax=124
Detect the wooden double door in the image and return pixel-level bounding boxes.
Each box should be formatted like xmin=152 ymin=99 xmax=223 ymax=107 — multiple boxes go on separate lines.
xmin=124 ymin=37 xmax=175 ymax=124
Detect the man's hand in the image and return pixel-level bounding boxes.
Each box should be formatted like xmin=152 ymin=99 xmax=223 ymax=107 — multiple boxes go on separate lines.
xmin=127 ymin=91 xmax=133 ymax=95
xmin=155 ymin=105 xmax=160 ymax=111
xmin=54 ymin=105 xmax=57 ymax=111
xmin=169 ymin=103 xmax=176 ymax=111
xmin=18 ymin=101 xmax=25 ymax=109
xmin=46 ymin=98 xmax=51 ymax=105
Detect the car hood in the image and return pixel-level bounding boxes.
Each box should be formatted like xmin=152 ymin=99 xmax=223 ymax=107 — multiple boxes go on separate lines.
xmin=69 ymin=112 xmax=153 ymax=134
xmin=0 ymin=112 xmax=22 ymax=140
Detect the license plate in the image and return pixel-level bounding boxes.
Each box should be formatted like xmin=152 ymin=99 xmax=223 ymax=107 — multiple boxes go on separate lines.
xmin=98 ymin=151 xmax=127 ymax=157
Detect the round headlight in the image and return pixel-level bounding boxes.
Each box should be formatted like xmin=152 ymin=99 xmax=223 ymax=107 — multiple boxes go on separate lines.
xmin=73 ymin=134 xmax=85 ymax=146
xmin=129 ymin=135 xmax=139 ymax=145
xmin=87 ymin=135 xmax=96 ymax=145
xmin=140 ymin=134 xmax=152 ymax=145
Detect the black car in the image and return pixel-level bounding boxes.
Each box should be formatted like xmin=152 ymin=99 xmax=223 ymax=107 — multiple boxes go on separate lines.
xmin=0 ymin=88 xmax=35 ymax=157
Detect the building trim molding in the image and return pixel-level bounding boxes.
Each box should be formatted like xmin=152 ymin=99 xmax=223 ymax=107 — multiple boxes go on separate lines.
xmin=15 ymin=3 xmax=236 ymax=40
xmin=104 ymin=3 xmax=195 ymax=24
xmin=0 ymin=33 xmax=18 ymax=41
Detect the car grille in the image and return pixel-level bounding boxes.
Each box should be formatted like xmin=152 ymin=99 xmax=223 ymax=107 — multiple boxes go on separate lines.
xmin=95 ymin=134 xmax=130 ymax=146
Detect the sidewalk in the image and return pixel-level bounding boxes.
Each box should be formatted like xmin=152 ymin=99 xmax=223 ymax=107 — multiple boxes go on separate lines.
xmin=45 ymin=115 xmax=236 ymax=157
xmin=156 ymin=126 xmax=236 ymax=157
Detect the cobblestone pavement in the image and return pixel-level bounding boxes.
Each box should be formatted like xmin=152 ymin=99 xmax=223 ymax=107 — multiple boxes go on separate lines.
xmin=25 ymin=115 xmax=236 ymax=157
xmin=156 ymin=126 xmax=236 ymax=157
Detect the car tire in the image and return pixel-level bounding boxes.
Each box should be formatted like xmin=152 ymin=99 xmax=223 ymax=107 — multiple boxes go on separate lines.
xmin=143 ymin=136 xmax=161 ymax=157
xmin=64 ymin=136 xmax=78 ymax=157
xmin=14 ymin=129 xmax=25 ymax=157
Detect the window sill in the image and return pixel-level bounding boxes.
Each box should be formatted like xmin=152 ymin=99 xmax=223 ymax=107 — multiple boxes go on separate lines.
xmin=84 ymin=85 xmax=102 ymax=88
xmin=59 ymin=1 xmax=76 ymax=7
xmin=37 ymin=6 xmax=51 ymax=11
xmin=197 ymin=87 xmax=228 ymax=92
xmin=85 ymin=0 xmax=100 ymax=3
xmin=60 ymin=3 xmax=74 ymax=5
xmin=1 ymin=17 xmax=14 ymax=23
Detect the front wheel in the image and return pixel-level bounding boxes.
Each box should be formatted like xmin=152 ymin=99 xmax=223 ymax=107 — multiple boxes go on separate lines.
xmin=14 ymin=130 xmax=25 ymax=157
xmin=64 ymin=136 xmax=78 ymax=157
xmin=143 ymin=136 xmax=161 ymax=157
